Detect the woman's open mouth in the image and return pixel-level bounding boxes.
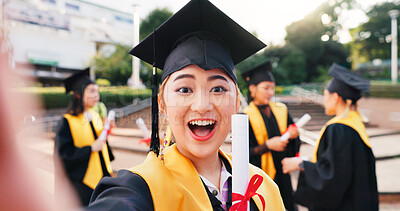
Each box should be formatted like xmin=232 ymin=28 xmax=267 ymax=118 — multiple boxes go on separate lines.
xmin=188 ymin=119 xmax=217 ymax=141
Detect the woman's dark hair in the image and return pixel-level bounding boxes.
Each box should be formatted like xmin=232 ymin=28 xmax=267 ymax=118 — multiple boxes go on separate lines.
xmin=66 ymin=83 xmax=92 ymax=116
xmin=247 ymin=90 xmax=253 ymax=103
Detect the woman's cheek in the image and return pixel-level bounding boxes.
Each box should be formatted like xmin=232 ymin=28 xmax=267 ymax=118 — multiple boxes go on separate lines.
xmin=213 ymin=92 xmax=236 ymax=107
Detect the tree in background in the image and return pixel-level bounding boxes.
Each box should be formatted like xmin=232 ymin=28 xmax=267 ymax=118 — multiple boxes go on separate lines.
xmin=348 ymin=1 xmax=400 ymax=66
xmin=285 ymin=0 xmax=352 ymax=81
xmin=258 ymin=0 xmax=353 ymax=84
xmin=92 ymin=8 xmax=173 ymax=86
xmin=140 ymin=8 xmax=173 ymax=41
xmin=93 ymin=45 xmax=132 ymax=85
xmin=139 ymin=8 xmax=173 ymax=86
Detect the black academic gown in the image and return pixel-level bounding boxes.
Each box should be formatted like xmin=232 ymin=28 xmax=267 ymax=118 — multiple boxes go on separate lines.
xmin=86 ymin=155 xmax=260 ymax=211
xmin=294 ymin=123 xmax=379 ymax=211
xmin=54 ymin=117 xmax=114 ymax=206
xmin=248 ymin=105 xmax=300 ymax=211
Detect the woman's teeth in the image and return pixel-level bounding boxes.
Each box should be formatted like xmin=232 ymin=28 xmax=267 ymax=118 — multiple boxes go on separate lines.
xmin=188 ymin=120 xmax=216 ymax=138
xmin=188 ymin=120 xmax=216 ymax=126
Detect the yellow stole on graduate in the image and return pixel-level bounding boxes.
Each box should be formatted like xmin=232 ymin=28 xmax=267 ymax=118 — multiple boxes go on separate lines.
xmin=312 ymin=111 xmax=371 ymax=163
xmin=64 ymin=110 xmax=113 ymax=189
xmin=243 ymin=101 xmax=287 ymax=179
xmin=130 ymin=145 xmax=285 ymax=211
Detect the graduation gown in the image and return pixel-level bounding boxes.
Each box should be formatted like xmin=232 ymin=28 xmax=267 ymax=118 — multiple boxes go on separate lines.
xmin=245 ymin=102 xmax=300 ymax=211
xmin=87 ymin=144 xmax=285 ymax=211
xmin=54 ymin=110 xmax=114 ymax=206
xmin=294 ymin=111 xmax=378 ymax=211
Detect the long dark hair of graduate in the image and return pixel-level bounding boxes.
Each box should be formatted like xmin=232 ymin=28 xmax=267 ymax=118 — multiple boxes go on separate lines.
xmin=247 ymin=90 xmax=253 ymax=103
xmin=66 ymin=83 xmax=92 ymax=116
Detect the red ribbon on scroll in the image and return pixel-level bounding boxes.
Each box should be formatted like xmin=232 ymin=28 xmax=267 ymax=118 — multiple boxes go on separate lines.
xmin=281 ymin=123 xmax=297 ymax=135
xmin=229 ymin=174 xmax=266 ymax=211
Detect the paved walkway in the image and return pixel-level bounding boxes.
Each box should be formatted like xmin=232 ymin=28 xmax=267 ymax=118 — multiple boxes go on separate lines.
xmin=16 ymin=126 xmax=400 ymax=210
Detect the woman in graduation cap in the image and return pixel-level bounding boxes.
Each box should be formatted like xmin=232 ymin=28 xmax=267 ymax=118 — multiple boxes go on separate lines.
xmin=281 ymin=63 xmax=379 ymax=211
xmin=242 ymin=62 xmax=300 ymax=211
xmin=87 ymin=0 xmax=285 ymax=210
xmin=54 ymin=69 xmax=114 ymax=206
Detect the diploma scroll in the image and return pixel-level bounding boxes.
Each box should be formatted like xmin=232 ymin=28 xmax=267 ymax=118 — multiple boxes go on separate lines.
xmin=231 ymin=114 xmax=250 ymax=210
xmin=280 ymin=113 xmax=311 ymax=141
xmin=136 ymin=117 xmax=151 ymax=139
xmin=99 ymin=110 xmax=116 ymax=140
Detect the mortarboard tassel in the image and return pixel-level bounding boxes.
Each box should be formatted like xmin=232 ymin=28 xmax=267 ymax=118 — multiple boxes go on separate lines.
xmin=150 ymin=31 xmax=160 ymax=156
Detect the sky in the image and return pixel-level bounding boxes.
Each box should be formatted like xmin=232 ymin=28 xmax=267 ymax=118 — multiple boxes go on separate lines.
xmin=88 ymin=0 xmax=392 ymax=45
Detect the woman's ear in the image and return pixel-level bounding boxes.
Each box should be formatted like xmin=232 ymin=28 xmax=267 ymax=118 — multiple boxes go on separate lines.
xmin=332 ymin=92 xmax=341 ymax=104
xmin=249 ymin=84 xmax=256 ymax=95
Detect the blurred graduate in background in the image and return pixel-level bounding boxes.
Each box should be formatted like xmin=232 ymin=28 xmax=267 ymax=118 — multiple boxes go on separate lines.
xmin=242 ymin=62 xmax=301 ymax=211
xmin=54 ymin=70 xmax=114 ymax=206
xmin=282 ymin=63 xmax=379 ymax=211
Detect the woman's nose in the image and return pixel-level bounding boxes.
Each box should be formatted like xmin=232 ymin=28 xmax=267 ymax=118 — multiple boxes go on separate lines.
xmin=190 ymin=91 xmax=213 ymax=114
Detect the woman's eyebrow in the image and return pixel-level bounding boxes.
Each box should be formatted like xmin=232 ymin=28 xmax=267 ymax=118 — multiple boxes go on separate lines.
xmin=208 ymin=75 xmax=228 ymax=82
xmin=173 ymin=74 xmax=195 ymax=82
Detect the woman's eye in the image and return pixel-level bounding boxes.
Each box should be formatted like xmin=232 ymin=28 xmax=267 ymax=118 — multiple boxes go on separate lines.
xmin=176 ymin=87 xmax=192 ymax=93
xmin=211 ymin=86 xmax=227 ymax=93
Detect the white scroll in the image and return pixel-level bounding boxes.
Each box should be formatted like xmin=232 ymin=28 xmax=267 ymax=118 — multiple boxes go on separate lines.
xmin=136 ymin=117 xmax=150 ymax=139
xmin=280 ymin=113 xmax=312 ymax=141
xmin=231 ymin=114 xmax=250 ymax=210
xmin=99 ymin=110 xmax=116 ymax=140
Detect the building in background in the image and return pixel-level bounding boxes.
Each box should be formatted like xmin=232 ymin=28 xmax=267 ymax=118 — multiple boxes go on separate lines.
xmin=3 ymin=0 xmax=134 ymax=86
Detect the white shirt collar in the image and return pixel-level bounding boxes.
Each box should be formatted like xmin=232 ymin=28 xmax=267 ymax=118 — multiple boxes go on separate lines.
xmin=199 ymin=160 xmax=232 ymax=201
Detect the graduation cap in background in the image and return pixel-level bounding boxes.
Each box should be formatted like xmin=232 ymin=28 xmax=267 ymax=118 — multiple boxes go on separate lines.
xmin=326 ymin=63 xmax=370 ymax=104
xmin=64 ymin=68 xmax=94 ymax=94
xmin=241 ymin=61 xmax=274 ymax=85
xmin=129 ymin=0 xmax=266 ymax=155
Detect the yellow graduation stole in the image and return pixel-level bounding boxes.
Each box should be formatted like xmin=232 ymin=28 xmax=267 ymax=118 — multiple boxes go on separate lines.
xmin=312 ymin=111 xmax=371 ymax=163
xmin=64 ymin=110 xmax=113 ymax=189
xmin=130 ymin=145 xmax=285 ymax=211
xmin=243 ymin=101 xmax=287 ymax=179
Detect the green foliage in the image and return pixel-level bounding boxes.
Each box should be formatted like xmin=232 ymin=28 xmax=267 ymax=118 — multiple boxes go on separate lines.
xmin=140 ymin=8 xmax=173 ymax=41
xmin=279 ymin=49 xmax=307 ymax=84
xmin=285 ymin=19 xmax=324 ymax=64
xmin=369 ymin=83 xmax=400 ymax=98
xmin=96 ymin=78 xmax=111 ymax=86
xmin=15 ymin=87 xmax=152 ymax=109
xmin=99 ymin=87 xmax=152 ymax=108
xmin=313 ymin=65 xmax=331 ymax=82
xmin=93 ymin=45 xmax=132 ymax=85
xmin=138 ymin=8 xmax=173 ymax=86
xmin=348 ymin=2 xmax=400 ymax=65
xmin=362 ymin=67 xmax=391 ymax=80
xmin=283 ymin=0 xmax=353 ymax=81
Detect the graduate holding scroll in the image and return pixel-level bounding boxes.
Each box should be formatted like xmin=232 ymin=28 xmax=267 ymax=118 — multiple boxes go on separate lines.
xmin=54 ymin=70 xmax=114 ymax=206
xmin=281 ymin=63 xmax=379 ymax=211
xmin=241 ymin=62 xmax=301 ymax=211
xmin=87 ymin=0 xmax=285 ymax=210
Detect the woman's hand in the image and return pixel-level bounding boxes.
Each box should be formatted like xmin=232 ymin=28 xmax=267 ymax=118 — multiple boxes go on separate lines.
xmin=281 ymin=157 xmax=303 ymax=174
xmin=288 ymin=125 xmax=299 ymax=139
xmin=265 ymin=136 xmax=288 ymax=151
xmin=91 ymin=137 xmax=106 ymax=152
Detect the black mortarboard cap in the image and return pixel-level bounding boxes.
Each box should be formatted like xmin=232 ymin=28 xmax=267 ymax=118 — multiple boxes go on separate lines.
xmin=241 ymin=61 xmax=274 ymax=85
xmin=129 ymin=0 xmax=266 ymax=81
xmin=64 ymin=68 xmax=94 ymax=94
xmin=326 ymin=63 xmax=370 ymax=103
xmin=129 ymin=0 xmax=266 ymax=156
